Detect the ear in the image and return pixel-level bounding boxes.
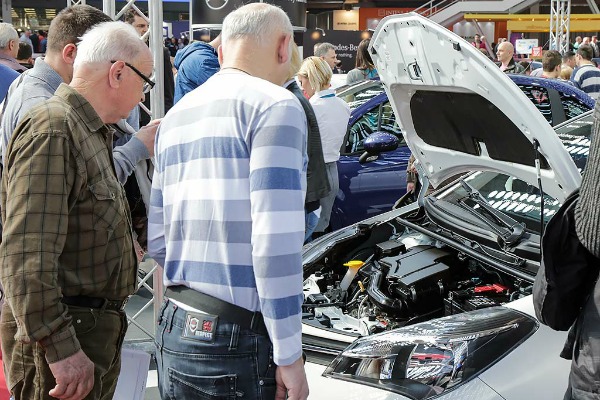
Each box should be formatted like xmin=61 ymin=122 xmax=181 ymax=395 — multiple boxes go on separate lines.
xmin=217 ymin=44 xmax=224 ymax=65
xmin=108 ymin=60 xmax=125 ymax=89
xmin=277 ymin=34 xmax=292 ymax=64
xmin=8 ymin=39 xmax=17 ymax=52
xmin=62 ymin=43 xmax=78 ymax=64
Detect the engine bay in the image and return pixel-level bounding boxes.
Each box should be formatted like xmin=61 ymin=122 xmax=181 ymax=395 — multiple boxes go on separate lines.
xmin=302 ymin=220 xmax=534 ymax=337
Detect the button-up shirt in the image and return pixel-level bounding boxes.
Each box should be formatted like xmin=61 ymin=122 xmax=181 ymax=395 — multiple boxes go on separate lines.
xmin=0 ymin=84 xmax=137 ymax=363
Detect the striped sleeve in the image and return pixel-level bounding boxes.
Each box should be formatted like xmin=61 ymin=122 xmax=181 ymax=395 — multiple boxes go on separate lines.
xmin=148 ymin=127 xmax=167 ymax=267
xmin=249 ymin=98 xmax=307 ymax=366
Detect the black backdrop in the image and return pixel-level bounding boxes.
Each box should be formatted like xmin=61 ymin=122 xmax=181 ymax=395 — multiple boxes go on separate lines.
xmin=191 ymin=0 xmax=306 ymax=29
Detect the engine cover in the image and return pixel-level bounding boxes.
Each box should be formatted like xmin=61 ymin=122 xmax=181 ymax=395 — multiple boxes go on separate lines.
xmin=379 ymin=245 xmax=451 ymax=313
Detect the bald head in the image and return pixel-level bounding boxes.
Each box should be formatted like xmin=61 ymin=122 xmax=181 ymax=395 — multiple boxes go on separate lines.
xmin=221 ymin=3 xmax=292 ymax=47
xmin=497 ymin=41 xmax=515 ymax=64
xmin=219 ymin=3 xmax=294 ymax=86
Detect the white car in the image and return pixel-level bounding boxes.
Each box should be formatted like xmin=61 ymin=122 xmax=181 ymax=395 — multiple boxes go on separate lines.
xmin=301 ymin=13 xmax=590 ymax=399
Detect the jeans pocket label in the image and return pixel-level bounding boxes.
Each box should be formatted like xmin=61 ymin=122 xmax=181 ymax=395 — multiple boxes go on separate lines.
xmin=182 ymin=311 xmax=218 ymax=342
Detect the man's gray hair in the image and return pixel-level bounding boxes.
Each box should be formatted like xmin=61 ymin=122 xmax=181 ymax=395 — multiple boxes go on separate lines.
xmin=221 ymin=3 xmax=292 ymax=46
xmin=73 ymin=21 xmax=148 ymax=69
xmin=314 ymin=42 xmax=335 ymax=58
xmin=0 ymin=23 xmax=18 ymax=49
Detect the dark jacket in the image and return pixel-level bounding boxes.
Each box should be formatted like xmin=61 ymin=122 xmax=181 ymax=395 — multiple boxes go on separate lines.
xmin=286 ymin=81 xmax=330 ymax=208
xmin=497 ymin=59 xmax=525 ymax=74
xmin=174 ymin=41 xmax=220 ymax=104
xmin=140 ymin=47 xmax=174 ymax=126
xmin=566 ymin=101 xmax=600 ymax=399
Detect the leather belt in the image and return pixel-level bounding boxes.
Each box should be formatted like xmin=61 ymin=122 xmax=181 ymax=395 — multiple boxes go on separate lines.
xmin=165 ymin=285 xmax=268 ymax=336
xmin=62 ymin=296 xmax=129 ymax=312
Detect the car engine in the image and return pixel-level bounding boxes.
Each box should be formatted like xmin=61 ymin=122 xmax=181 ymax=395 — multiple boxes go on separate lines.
xmin=302 ymin=227 xmax=533 ymax=337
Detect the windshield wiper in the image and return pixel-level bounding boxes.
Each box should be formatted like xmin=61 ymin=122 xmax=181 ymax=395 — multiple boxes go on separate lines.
xmin=457 ymin=179 xmax=526 ymax=248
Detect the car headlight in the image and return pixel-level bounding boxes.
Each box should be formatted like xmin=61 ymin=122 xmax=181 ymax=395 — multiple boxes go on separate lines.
xmin=323 ymin=307 xmax=537 ymax=398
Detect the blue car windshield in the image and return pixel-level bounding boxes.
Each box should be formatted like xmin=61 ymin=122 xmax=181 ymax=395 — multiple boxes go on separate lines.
xmin=434 ymin=111 xmax=593 ymax=233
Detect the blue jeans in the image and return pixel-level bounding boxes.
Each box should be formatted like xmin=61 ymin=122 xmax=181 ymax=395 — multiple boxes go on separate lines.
xmin=155 ymin=299 xmax=277 ymax=399
xmin=315 ymin=162 xmax=339 ymax=232
xmin=304 ymin=210 xmax=319 ymax=243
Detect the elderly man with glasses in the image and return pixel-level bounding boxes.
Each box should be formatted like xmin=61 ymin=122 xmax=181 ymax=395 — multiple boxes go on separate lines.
xmin=0 ymin=5 xmax=157 ymax=184
xmin=0 ymin=20 xmax=152 ymax=400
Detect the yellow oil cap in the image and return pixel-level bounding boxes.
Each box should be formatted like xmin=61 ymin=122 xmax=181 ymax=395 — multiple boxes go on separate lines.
xmin=343 ymin=260 xmax=365 ymax=270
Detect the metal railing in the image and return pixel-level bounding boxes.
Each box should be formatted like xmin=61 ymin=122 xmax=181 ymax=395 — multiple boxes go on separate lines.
xmin=412 ymin=0 xmax=461 ymax=18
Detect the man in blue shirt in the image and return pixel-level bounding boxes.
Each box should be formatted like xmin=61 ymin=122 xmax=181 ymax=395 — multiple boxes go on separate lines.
xmin=173 ymin=34 xmax=220 ymax=104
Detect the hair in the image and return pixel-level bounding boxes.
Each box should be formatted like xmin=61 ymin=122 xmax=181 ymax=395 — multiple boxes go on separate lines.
xmin=313 ymin=42 xmax=321 ymax=55
xmin=298 ymin=56 xmax=332 ymax=93
xmin=221 ymin=3 xmax=292 ymax=47
xmin=73 ymin=21 xmax=148 ymax=69
xmin=123 ymin=8 xmax=145 ymax=25
xmin=0 ymin=23 xmax=18 ymax=49
xmin=47 ymin=5 xmax=112 ymax=54
xmin=287 ymin=41 xmax=302 ymax=81
xmin=562 ymin=50 xmax=575 ymax=62
xmin=314 ymin=42 xmax=335 ymax=58
xmin=577 ymin=44 xmax=594 ymax=61
xmin=17 ymin=41 xmax=32 ymax=60
xmin=355 ymin=38 xmax=374 ymax=70
xmin=560 ymin=65 xmax=573 ymax=80
xmin=543 ymin=50 xmax=562 ymax=72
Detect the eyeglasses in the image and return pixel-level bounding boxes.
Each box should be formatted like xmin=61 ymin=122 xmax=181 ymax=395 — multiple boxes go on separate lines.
xmin=111 ymin=60 xmax=155 ymax=93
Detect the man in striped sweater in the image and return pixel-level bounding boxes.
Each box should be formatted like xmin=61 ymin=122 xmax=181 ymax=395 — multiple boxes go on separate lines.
xmin=571 ymin=44 xmax=600 ymax=100
xmin=148 ymin=3 xmax=309 ymax=400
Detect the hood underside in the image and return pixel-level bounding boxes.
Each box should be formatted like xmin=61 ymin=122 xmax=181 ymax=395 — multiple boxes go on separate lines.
xmin=369 ymin=13 xmax=580 ymax=202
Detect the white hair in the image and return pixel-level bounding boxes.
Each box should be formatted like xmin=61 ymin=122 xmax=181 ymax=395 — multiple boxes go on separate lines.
xmin=0 ymin=23 xmax=18 ymax=49
xmin=222 ymin=3 xmax=292 ymax=47
xmin=314 ymin=42 xmax=335 ymax=58
xmin=73 ymin=21 xmax=148 ymax=69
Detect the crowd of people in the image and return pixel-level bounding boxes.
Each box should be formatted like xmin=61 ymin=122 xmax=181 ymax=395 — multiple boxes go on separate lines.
xmin=466 ymin=37 xmax=600 ymax=100
xmin=1 ymin=4 xmax=600 ymax=399
xmin=0 ymin=2 xmax=358 ymax=400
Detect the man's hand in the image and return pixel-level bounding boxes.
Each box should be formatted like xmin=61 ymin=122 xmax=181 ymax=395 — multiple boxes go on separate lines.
xmin=407 ymin=182 xmax=415 ymax=193
xmin=48 ymin=350 xmax=95 ymax=400
xmin=135 ymin=119 xmax=161 ymax=157
xmin=275 ymin=356 xmax=309 ymax=400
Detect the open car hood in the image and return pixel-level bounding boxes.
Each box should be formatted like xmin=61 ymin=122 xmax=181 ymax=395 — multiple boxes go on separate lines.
xmin=369 ymin=13 xmax=580 ymax=202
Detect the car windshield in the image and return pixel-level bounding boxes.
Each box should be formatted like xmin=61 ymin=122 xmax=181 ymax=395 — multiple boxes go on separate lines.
xmin=337 ymin=81 xmax=384 ymax=111
xmin=434 ymin=111 xmax=593 ymax=233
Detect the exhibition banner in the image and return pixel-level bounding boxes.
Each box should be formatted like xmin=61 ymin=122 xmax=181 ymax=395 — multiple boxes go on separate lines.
xmin=303 ymin=30 xmax=369 ymax=74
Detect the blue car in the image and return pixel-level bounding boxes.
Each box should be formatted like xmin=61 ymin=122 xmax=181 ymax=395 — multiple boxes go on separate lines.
xmin=329 ymin=76 xmax=594 ymax=231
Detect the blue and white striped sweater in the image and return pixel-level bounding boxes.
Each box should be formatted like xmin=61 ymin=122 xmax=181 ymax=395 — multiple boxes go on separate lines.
xmin=148 ymin=72 xmax=307 ymax=366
